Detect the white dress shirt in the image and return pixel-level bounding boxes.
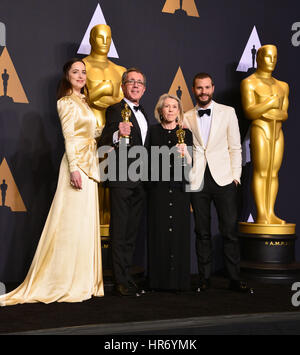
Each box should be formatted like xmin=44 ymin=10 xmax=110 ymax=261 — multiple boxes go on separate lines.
xmin=196 ymin=102 xmax=214 ymax=148
xmin=113 ymin=98 xmax=148 ymax=145
xmin=124 ymin=98 xmax=148 ymax=145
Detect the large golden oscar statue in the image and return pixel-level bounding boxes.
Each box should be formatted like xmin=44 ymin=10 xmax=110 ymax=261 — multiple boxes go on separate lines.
xmin=239 ymin=45 xmax=298 ymax=282
xmin=83 ymin=24 xmax=126 ymax=238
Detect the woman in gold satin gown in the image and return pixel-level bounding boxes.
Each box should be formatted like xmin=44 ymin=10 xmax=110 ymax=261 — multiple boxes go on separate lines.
xmin=0 ymin=59 xmax=104 ymax=306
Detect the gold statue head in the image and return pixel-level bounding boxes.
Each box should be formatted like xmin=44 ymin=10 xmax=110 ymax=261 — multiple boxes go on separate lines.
xmin=89 ymin=24 xmax=112 ymax=56
xmin=256 ymin=44 xmax=277 ymax=74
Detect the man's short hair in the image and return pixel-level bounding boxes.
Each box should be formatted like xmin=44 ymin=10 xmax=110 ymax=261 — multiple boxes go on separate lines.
xmin=121 ymin=68 xmax=146 ymax=86
xmin=192 ymin=72 xmax=214 ymax=87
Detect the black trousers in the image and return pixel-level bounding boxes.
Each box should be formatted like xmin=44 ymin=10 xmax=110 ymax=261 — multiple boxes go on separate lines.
xmin=191 ymin=166 xmax=240 ymax=281
xmin=109 ymin=183 xmax=145 ymax=287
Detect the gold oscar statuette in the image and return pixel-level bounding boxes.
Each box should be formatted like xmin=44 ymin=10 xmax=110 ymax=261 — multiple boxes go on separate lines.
xmin=176 ymin=127 xmax=186 ymax=165
xmin=121 ymin=103 xmax=132 ymax=146
xmin=83 ymin=24 xmax=126 ymax=235
xmin=176 ymin=127 xmax=185 ymax=154
xmin=240 ymin=44 xmax=295 ymax=235
xmin=83 ymin=24 xmax=126 ymax=129
xmin=237 ymin=45 xmax=300 ymax=285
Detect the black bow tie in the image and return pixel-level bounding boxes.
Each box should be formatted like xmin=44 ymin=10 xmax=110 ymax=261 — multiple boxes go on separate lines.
xmin=198 ymin=109 xmax=211 ymax=117
xmin=134 ymin=105 xmax=142 ymax=112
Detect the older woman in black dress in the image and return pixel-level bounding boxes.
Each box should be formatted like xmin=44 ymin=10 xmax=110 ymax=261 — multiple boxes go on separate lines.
xmin=148 ymin=94 xmax=192 ymax=292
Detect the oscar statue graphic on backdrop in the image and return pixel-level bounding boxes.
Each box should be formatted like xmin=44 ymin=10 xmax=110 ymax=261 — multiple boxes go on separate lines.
xmin=239 ymin=44 xmax=299 ymax=282
xmin=175 ymin=0 xmax=187 ymax=16
xmin=162 ymin=0 xmax=200 ymax=17
xmin=1 ymin=179 xmax=8 ymax=208
xmin=169 ymin=67 xmax=193 ymax=112
xmin=176 ymin=86 xmax=182 ymax=100
xmin=0 ymin=158 xmax=26 ymax=213
xmin=2 ymin=69 xmax=9 ymax=96
xmin=83 ymin=24 xmax=126 ymax=248
xmin=0 ymin=21 xmax=29 ymax=104
xmin=251 ymin=45 xmax=257 ymax=69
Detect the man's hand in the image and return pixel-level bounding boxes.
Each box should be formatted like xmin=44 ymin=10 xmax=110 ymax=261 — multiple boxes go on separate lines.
xmin=118 ymin=122 xmax=133 ymax=138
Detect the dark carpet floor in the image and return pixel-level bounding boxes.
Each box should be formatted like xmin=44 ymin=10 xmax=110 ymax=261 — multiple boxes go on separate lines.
xmin=0 ymin=275 xmax=299 ymax=334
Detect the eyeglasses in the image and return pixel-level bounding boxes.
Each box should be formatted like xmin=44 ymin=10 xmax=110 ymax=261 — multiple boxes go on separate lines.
xmin=125 ymin=79 xmax=145 ymax=87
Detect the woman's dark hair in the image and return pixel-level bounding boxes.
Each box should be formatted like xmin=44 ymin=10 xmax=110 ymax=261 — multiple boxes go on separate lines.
xmin=56 ymin=58 xmax=87 ymax=100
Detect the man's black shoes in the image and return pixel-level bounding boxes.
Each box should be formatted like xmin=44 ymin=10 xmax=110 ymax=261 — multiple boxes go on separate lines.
xmin=195 ymin=279 xmax=254 ymax=294
xmin=114 ymin=281 xmax=147 ymax=297
xmin=195 ymin=279 xmax=211 ymax=293
xmin=114 ymin=284 xmax=141 ymax=297
xmin=229 ymin=280 xmax=254 ymax=294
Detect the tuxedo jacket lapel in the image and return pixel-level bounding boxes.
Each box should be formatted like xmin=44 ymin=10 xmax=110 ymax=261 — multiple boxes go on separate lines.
xmin=206 ymin=101 xmax=221 ymax=148
xmin=190 ymin=108 xmax=204 ymax=147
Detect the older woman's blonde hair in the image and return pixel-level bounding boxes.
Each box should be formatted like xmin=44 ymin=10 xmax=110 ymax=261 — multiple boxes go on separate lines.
xmin=154 ymin=93 xmax=184 ymax=126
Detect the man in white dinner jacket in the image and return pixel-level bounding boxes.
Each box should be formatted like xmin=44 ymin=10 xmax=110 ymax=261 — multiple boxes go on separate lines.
xmin=184 ymin=72 xmax=251 ymax=293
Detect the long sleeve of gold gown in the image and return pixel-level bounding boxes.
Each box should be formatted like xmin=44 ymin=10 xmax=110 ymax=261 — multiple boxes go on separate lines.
xmin=0 ymin=93 xmax=103 ymax=306
xmin=57 ymin=94 xmax=100 ymax=182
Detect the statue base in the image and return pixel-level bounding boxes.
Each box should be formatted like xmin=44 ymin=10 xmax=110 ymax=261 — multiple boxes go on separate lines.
xmin=100 ymin=224 xmax=110 ymax=237
xmin=239 ymin=222 xmax=300 ymax=284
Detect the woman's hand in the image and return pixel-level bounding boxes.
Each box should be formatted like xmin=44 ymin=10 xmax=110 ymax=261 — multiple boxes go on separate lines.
xmin=176 ymin=144 xmax=192 ymax=165
xmin=70 ymin=171 xmax=82 ymax=190
xmin=233 ymin=179 xmax=239 ymax=186
xmin=176 ymin=143 xmax=186 ymax=157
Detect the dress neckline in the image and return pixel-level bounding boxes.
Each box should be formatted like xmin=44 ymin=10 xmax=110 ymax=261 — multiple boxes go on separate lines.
xmin=71 ymin=92 xmax=90 ymax=108
xmin=160 ymin=124 xmax=179 ymax=131
xmin=72 ymin=92 xmax=86 ymax=100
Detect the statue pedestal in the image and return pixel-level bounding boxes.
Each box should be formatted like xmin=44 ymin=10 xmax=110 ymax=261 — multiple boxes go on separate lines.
xmin=239 ymin=222 xmax=300 ymax=283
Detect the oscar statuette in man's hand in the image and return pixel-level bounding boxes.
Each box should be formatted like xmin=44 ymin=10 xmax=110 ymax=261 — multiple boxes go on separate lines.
xmin=120 ymin=103 xmax=132 ymax=146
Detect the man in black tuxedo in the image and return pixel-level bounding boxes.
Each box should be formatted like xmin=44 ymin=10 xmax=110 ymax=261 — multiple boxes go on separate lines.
xmin=99 ymin=68 xmax=149 ymax=296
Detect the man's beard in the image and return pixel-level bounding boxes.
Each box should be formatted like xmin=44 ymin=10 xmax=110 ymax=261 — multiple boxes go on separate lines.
xmin=196 ymin=94 xmax=213 ymax=107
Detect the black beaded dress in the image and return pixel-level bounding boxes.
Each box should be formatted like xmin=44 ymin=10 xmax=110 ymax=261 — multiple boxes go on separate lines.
xmin=148 ymin=123 xmax=192 ymax=291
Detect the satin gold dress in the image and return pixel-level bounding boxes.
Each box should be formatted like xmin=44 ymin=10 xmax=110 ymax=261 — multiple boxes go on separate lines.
xmin=0 ymin=93 xmax=104 ymax=306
